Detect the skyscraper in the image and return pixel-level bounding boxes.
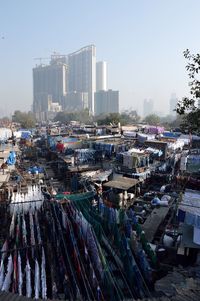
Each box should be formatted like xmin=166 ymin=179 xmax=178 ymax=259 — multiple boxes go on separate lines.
xmin=94 ymin=90 xmax=119 ymax=116
xmin=169 ymin=93 xmax=178 ymax=115
xmin=143 ymin=99 xmax=154 ymax=117
xmin=68 ymin=45 xmax=96 ymax=114
xmin=63 ymin=92 xmax=88 ymax=112
xmin=96 ymin=61 xmax=107 ymax=91
xmin=33 ymin=55 xmax=68 ymax=118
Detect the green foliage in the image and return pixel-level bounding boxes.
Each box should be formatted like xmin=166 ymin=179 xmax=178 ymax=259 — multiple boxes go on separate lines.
xmin=175 ymin=50 xmax=200 ymax=133
xmin=176 ymin=49 xmax=200 ymax=115
xmin=54 ymin=109 xmax=91 ymax=124
xmin=95 ymin=111 xmax=140 ymax=126
xmin=144 ymin=114 xmax=160 ymax=125
xmin=96 ymin=113 xmax=121 ymax=125
xmin=12 ymin=111 xmax=36 ymax=128
xmin=180 ymin=110 xmax=200 ymax=134
xmin=121 ymin=110 xmax=141 ymax=123
xmin=55 ymin=110 xmax=141 ymax=126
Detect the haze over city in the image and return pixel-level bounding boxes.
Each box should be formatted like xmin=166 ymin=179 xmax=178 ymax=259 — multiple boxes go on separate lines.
xmin=1 ymin=0 xmax=200 ymax=116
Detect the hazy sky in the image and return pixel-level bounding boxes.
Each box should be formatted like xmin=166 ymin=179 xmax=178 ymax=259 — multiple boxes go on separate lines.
xmin=1 ymin=0 xmax=200 ymax=117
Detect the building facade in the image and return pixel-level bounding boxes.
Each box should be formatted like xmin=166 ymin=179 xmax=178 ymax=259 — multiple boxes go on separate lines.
xmin=63 ymin=91 xmax=88 ymax=112
xmin=96 ymin=61 xmax=107 ymax=91
xmin=68 ymin=45 xmax=96 ymax=114
xmin=94 ymin=90 xmax=119 ymax=116
xmin=33 ymin=55 xmax=68 ymax=119
xmin=143 ymin=99 xmax=154 ymax=117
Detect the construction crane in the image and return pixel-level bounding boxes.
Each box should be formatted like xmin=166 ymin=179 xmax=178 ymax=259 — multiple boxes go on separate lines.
xmin=34 ymin=57 xmax=50 ymax=65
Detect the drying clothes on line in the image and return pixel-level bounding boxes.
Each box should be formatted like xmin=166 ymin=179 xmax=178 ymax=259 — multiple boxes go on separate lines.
xmin=28 ymin=166 xmax=44 ymax=174
xmin=26 ymin=259 xmax=32 ymax=298
xmin=2 ymin=255 xmax=13 ymax=292
xmin=10 ymin=185 xmax=44 ymax=215
xmin=193 ymin=227 xmax=200 ymax=245
xmin=34 ymin=259 xmax=40 ymax=299
xmin=146 ymin=147 xmax=163 ymax=157
xmin=41 ymin=248 xmax=47 ymax=299
xmin=128 ymin=148 xmax=145 ymax=154
xmin=12 ymin=252 xmax=18 ymax=293
xmin=18 ymin=254 xmax=22 ymax=296
xmin=167 ymin=140 xmax=184 ymax=150
xmin=0 ymin=261 xmax=4 ymax=290
xmin=93 ymin=142 xmax=114 ymax=156
xmin=0 ymin=185 xmax=156 ymax=300
xmin=115 ymin=144 xmax=128 ymax=152
xmin=75 ymin=149 xmax=96 ymax=164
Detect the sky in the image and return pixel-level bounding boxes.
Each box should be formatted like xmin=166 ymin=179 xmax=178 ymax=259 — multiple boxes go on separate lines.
xmin=1 ymin=0 xmax=200 ymax=117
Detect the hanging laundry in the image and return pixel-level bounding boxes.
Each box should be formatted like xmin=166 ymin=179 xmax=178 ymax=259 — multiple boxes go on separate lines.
xmin=9 ymin=214 xmax=16 ymax=238
xmin=2 ymin=254 xmax=13 ymax=292
xmin=18 ymin=253 xmax=23 ymax=296
xmin=35 ymin=259 xmax=40 ymax=299
xmin=35 ymin=212 xmax=42 ymax=245
xmin=29 ymin=212 xmax=36 ymax=246
xmin=22 ymin=215 xmax=27 ymax=246
xmin=12 ymin=251 xmax=18 ymax=293
xmin=25 ymin=258 xmax=32 ymax=298
xmin=41 ymin=248 xmax=47 ymax=299
xmin=1 ymin=240 xmax=8 ymax=261
xmin=0 ymin=260 xmax=5 ymax=290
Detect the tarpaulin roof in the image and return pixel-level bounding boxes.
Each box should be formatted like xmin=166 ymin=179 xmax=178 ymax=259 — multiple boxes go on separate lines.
xmin=103 ymin=177 xmax=139 ymax=190
xmin=55 ymin=191 xmax=95 ymax=201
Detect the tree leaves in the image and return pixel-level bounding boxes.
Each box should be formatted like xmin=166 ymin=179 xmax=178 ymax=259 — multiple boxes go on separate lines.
xmin=176 ymin=50 xmax=200 ymax=119
xmin=144 ymin=114 xmax=160 ymax=125
xmin=12 ymin=111 xmax=36 ymax=129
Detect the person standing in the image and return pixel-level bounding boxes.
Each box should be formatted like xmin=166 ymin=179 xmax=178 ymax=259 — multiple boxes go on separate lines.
xmin=1 ymin=161 xmax=7 ymax=175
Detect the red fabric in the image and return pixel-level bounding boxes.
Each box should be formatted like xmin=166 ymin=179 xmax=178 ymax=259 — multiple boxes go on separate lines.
xmin=56 ymin=142 xmax=64 ymax=152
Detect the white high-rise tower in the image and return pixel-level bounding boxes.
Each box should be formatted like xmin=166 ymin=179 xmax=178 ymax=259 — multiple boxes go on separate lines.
xmin=68 ymin=45 xmax=96 ymax=114
xmin=96 ymin=61 xmax=107 ymax=91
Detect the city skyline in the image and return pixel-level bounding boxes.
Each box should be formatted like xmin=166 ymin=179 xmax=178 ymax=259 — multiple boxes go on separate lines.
xmin=1 ymin=0 xmax=200 ymax=117
xmin=32 ymin=44 xmax=119 ymax=120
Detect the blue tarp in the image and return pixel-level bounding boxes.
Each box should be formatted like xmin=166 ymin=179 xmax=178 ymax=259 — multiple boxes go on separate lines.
xmin=28 ymin=166 xmax=44 ymax=174
xmin=6 ymin=151 xmax=16 ymax=165
xmin=20 ymin=131 xmax=31 ymax=139
xmin=163 ymin=132 xmax=180 ymax=138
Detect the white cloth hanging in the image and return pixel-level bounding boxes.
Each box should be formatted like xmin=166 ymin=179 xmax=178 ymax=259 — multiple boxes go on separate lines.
xmin=41 ymin=248 xmax=47 ymax=299
xmin=2 ymin=254 xmax=13 ymax=292
xmin=18 ymin=253 xmax=23 ymax=296
xmin=0 ymin=260 xmax=5 ymax=290
xmin=34 ymin=259 xmax=40 ymax=299
xmin=26 ymin=258 xmax=32 ymax=298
